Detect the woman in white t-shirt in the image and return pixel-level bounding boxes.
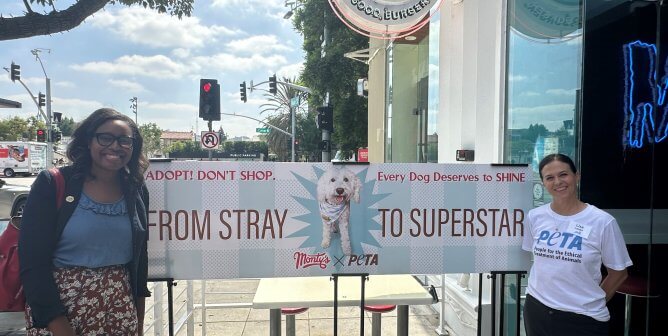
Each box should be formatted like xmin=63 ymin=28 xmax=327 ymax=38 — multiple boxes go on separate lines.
xmin=522 ymin=154 xmax=632 ymax=336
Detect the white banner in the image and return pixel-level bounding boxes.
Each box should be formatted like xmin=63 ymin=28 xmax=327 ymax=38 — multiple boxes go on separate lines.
xmin=146 ymin=162 xmax=532 ymax=279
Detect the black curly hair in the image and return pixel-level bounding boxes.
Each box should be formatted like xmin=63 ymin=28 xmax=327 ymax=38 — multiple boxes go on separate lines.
xmin=67 ymin=108 xmax=148 ymax=186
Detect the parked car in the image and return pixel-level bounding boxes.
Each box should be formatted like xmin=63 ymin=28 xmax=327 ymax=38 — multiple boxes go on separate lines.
xmin=0 ymin=179 xmax=30 ymax=219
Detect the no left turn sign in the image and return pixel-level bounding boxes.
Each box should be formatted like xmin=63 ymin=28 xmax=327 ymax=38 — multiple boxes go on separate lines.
xmin=201 ymin=131 xmax=219 ymax=149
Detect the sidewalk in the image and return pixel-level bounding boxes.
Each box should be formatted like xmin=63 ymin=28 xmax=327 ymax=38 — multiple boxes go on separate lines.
xmin=184 ymin=304 xmax=440 ymax=336
xmin=1 ymin=278 xmax=442 ymax=336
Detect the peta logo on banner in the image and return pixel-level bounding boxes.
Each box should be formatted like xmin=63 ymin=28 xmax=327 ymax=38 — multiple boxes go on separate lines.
xmin=536 ymin=230 xmax=582 ymax=250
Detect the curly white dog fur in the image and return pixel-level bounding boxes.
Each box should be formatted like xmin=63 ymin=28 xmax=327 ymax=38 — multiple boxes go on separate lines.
xmin=317 ymin=167 xmax=362 ymax=255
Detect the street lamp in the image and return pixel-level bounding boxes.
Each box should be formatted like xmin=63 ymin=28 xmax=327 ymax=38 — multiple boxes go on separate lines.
xmin=283 ymin=1 xmax=303 ymax=20
xmin=129 ymin=97 xmax=138 ymax=124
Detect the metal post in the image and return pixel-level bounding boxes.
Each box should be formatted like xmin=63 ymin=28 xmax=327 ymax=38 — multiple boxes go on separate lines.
xmin=45 ymin=77 xmax=53 ymax=168
xmin=291 ymin=105 xmax=296 ymax=162
xmin=208 ymin=120 xmax=213 ymax=161
xmin=322 ymin=92 xmax=331 ymax=162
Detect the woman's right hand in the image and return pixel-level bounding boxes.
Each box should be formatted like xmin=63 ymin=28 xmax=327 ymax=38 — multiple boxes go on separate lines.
xmin=48 ymin=315 xmax=77 ymax=336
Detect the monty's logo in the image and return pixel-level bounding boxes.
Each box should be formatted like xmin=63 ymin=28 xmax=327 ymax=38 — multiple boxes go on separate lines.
xmin=537 ymin=230 xmax=582 ymax=250
xmin=294 ymin=252 xmax=330 ymax=269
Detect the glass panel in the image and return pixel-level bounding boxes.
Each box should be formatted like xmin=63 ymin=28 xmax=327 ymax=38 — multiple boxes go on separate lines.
xmin=385 ymin=18 xmax=438 ymax=163
xmin=582 ymin=1 xmax=667 ymax=334
xmin=505 ymin=1 xmax=584 ymax=335
xmin=504 ymin=0 xmax=583 ymax=207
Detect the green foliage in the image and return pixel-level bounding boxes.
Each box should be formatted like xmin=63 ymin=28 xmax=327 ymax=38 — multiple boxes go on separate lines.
xmin=138 ymin=123 xmax=164 ymax=158
xmin=1 ymin=0 xmax=194 ymax=41
xmin=58 ymin=117 xmax=77 ymax=136
xmin=292 ymin=1 xmax=369 ymax=158
xmin=0 ymin=116 xmax=46 ymax=141
xmin=168 ymin=141 xmax=268 ymax=159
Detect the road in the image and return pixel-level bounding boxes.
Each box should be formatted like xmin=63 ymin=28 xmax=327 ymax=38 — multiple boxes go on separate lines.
xmin=2 ymin=175 xmax=36 ymax=187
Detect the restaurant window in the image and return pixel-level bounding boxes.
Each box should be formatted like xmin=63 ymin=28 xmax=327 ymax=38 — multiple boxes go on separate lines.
xmin=504 ymin=0 xmax=583 ymax=207
xmin=385 ymin=13 xmax=440 ymax=163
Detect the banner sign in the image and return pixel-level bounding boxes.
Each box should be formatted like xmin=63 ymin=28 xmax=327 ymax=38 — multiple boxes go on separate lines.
xmin=146 ymin=162 xmax=532 ymax=279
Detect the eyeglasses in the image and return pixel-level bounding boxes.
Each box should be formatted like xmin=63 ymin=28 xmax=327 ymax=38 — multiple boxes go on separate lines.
xmin=94 ymin=133 xmax=134 ymax=149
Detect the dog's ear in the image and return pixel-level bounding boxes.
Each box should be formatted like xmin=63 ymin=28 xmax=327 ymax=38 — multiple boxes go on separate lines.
xmin=316 ymin=173 xmax=328 ymax=202
xmin=352 ymin=174 xmax=362 ymax=203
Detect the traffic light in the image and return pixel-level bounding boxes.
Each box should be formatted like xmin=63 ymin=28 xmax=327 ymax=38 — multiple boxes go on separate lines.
xmin=38 ymin=93 xmax=46 ymax=107
xmin=53 ymin=131 xmax=62 ymax=142
xmin=319 ymin=140 xmax=331 ymax=151
xmin=240 ymin=81 xmax=247 ymax=103
xmin=294 ymin=139 xmax=300 ymax=151
xmin=316 ymin=105 xmax=334 ymax=132
xmin=199 ymin=79 xmax=221 ymax=121
xmin=10 ymin=62 xmax=20 ymax=82
xmin=268 ymin=74 xmax=277 ymax=94
xmin=53 ymin=112 xmax=62 ymax=123
xmin=36 ymin=129 xmax=46 ymax=142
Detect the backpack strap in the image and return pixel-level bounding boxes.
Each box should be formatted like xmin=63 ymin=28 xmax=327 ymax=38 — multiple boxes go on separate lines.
xmin=48 ymin=168 xmax=65 ymax=209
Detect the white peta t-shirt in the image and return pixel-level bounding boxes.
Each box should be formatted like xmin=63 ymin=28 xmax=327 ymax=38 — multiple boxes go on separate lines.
xmin=522 ymin=203 xmax=632 ymax=322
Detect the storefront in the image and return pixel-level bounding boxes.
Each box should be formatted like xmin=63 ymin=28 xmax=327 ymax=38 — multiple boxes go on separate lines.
xmin=362 ymin=0 xmax=666 ymax=334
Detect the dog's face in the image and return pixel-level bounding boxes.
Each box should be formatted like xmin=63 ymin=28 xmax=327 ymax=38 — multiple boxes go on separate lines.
xmin=317 ymin=167 xmax=362 ymax=205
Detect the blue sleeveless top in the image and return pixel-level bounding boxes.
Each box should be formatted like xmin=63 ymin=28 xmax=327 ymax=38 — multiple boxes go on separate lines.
xmin=53 ymin=193 xmax=132 ymax=268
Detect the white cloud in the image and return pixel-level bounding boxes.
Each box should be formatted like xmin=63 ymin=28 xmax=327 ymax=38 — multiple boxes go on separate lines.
xmin=71 ymin=55 xmax=191 ymax=79
xmin=211 ymin=0 xmax=284 ymax=10
xmin=509 ymin=104 xmax=575 ymax=131
xmin=108 ymin=79 xmax=146 ymax=93
xmin=546 ymin=88 xmax=576 ymax=96
xmin=55 ymin=81 xmax=76 ymax=88
xmin=226 ymin=35 xmax=292 ymax=55
xmin=509 ymin=75 xmax=528 ymax=82
xmin=89 ymin=7 xmax=240 ymax=49
xmin=277 ymin=62 xmax=304 ymax=80
xmin=171 ymin=48 xmax=191 ymax=59
xmin=520 ymin=91 xmax=540 ymax=97
xmin=192 ymin=53 xmax=288 ymax=72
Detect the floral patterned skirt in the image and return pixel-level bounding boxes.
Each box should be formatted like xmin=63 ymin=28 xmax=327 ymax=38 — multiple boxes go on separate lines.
xmin=26 ymin=265 xmax=138 ymax=336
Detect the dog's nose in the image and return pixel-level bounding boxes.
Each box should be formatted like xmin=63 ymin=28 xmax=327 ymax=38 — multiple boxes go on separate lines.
xmin=336 ymin=188 xmax=344 ymax=195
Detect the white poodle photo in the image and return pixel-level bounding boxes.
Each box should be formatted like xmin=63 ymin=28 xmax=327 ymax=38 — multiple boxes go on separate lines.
xmin=317 ymin=166 xmax=362 ymax=255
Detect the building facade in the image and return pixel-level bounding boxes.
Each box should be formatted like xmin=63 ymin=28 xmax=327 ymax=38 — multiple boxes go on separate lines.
xmin=363 ymin=0 xmax=666 ymax=334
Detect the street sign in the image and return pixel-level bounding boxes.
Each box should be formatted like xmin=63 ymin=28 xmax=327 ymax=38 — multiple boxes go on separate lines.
xmin=200 ymin=131 xmax=219 ymax=149
xmin=290 ymin=97 xmax=300 ymax=108
xmin=256 ymin=127 xmax=270 ymax=134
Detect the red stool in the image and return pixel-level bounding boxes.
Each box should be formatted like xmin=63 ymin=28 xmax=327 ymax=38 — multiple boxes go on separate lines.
xmin=615 ymin=276 xmax=660 ymax=336
xmin=364 ymin=305 xmax=396 ymax=336
xmin=281 ymin=307 xmax=308 ymax=336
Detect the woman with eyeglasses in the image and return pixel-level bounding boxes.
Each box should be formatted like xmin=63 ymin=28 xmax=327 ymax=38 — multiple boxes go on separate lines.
xmin=19 ymin=108 xmax=150 ymax=336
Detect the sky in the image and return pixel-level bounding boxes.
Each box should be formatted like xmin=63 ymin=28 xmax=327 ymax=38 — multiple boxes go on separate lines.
xmin=0 ymin=0 xmax=305 ymax=138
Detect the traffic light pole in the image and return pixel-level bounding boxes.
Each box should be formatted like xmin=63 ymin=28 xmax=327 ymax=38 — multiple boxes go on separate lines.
xmin=45 ymin=77 xmax=54 ymax=168
xmin=322 ymin=93 xmax=331 ymax=162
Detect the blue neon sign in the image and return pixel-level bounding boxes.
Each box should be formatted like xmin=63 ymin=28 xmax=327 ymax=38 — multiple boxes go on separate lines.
xmin=623 ymin=40 xmax=668 ymax=148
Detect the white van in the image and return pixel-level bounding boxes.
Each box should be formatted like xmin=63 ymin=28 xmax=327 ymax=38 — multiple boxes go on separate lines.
xmin=0 ymin=141 xmax=48 ymax=177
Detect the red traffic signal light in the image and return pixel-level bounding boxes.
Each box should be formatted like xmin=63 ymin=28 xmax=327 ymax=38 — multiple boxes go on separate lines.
xmin=199 ymin=79 xmax=220 ymax=121
xmin=36 ymin=129 xmax=46 ymax=142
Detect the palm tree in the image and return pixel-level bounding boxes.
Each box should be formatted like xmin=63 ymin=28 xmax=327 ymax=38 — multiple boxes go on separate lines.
xmin=259 ymin=77 xmax=309 ymax=161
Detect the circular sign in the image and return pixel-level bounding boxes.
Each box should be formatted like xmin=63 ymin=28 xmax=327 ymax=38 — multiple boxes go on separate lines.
xmin=329 ymin=0 xmax=442 ymax=39
xmin=201 ymin=131 xmax=219 ymax=149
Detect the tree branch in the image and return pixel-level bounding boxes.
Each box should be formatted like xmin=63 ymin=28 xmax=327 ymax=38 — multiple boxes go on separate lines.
xmin=0 ymin=0 xmax=111 ymax=41
xmin=22 ymin=0 xmax=34 ymax=14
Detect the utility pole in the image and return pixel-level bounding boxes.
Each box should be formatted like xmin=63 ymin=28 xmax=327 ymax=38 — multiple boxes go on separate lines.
xmin=31 ymin=49 xmax=54 ymax=168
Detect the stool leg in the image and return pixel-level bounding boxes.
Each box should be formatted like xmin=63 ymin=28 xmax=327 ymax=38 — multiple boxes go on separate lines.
xmin=624 ymin=295 xmax=632 ymax=336
xmin=371 ymin=312 xmax=381 ymax=336
xmin=286 ymin=315 xmax=296 ymax=336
